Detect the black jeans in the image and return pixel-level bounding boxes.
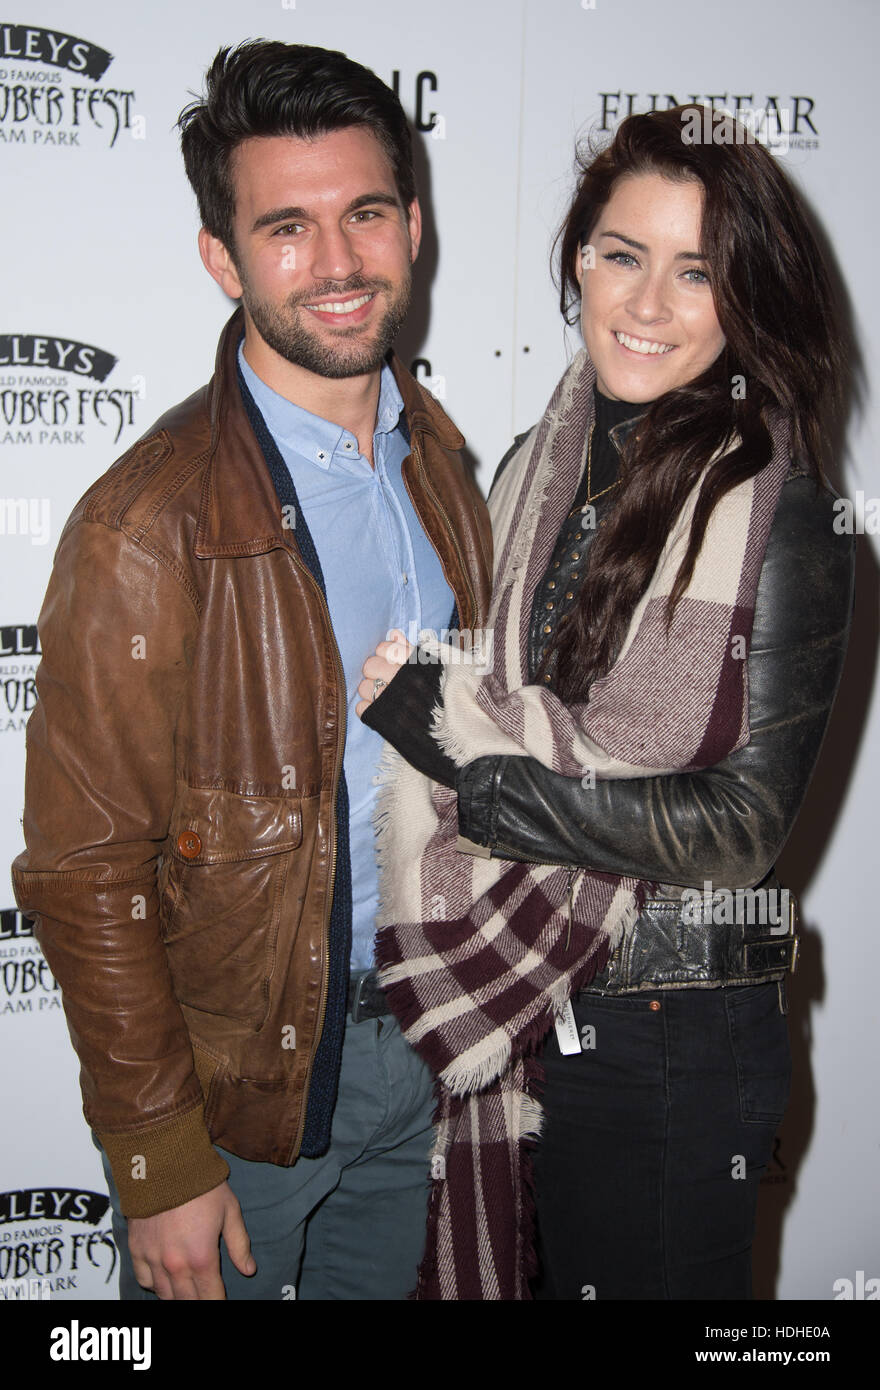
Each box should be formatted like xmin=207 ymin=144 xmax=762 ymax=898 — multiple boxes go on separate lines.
xmin=531 ymin=982 xmax=791 ymax=1300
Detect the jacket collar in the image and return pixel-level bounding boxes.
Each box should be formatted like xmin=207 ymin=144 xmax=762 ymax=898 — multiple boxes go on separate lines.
xmin=608 ymin=415 xmax=643 ymax=455
xmin=195 ymin=308 xmax=464 ymax=558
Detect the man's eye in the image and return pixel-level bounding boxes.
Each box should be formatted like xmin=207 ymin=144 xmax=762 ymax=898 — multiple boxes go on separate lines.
xmin=350 ymin=210 xmax=380 ymax=223
xmin=273 ymin=223 xmax=304 ymax=236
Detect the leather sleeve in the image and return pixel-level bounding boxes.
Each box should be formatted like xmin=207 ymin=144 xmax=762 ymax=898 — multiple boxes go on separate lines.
xmin=11 ymin=518 xmax=231 ymax=1217
xmin=456 ymin=477 xmax=856 ymax=889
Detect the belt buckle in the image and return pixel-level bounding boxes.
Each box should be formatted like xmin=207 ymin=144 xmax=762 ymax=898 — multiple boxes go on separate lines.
xmin=349 ymin=971 xmax=369 ymax=1024
xmin=350 ymin=970 xmax=385 ymax=1023
xmin=742 ymin=894 xmax=799 ymax=975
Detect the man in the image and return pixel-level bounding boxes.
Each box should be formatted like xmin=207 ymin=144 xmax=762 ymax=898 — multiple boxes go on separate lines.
xmin=11 ymin=41 xmax=491 ymax=1301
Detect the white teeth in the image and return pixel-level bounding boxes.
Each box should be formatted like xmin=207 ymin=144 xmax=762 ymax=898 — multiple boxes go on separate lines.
xmin=306 ymin=293 xmax=373 ymax=314
xmin=615 ymin=331 xmax=674 ymax=355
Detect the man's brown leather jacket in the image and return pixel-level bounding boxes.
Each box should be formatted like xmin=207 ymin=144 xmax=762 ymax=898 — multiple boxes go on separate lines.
xmin=11 ymin=309 xmax=492 ymax=1219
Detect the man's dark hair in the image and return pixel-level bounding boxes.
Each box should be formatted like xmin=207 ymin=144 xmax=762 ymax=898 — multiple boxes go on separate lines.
xmin=178 ymin=40 xmax=416 ymax=255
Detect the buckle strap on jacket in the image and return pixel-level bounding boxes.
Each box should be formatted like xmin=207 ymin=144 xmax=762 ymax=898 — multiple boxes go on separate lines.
xmin=581 ymin=892 xmax=799 ymax=994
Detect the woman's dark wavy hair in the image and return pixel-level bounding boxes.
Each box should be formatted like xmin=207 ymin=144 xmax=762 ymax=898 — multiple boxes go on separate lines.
xmin=541 ymin=104 xmax=845 ymax=702
xmin=178 ymin=40 xmax=416 ymax=256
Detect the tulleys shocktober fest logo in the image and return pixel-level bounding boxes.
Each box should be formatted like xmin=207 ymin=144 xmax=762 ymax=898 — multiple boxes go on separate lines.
xmin=0 ymin=24 xmax=137 ymax=147
xmin=0 ymin=906 xmax=60 ymax=1015
xmin=0 ymin=1188 xmax=117 ymax=1297
xmin=0 ymin=334 xmax=140 ymax=447
xmin=0 ymin=622 xmax=39 ymax=734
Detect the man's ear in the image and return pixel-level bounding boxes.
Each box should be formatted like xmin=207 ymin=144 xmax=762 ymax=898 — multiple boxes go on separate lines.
xmin=198 ymin=227 xmax=243 ymax=300
xmin=406 ymin=197 xmax=423 ymax=264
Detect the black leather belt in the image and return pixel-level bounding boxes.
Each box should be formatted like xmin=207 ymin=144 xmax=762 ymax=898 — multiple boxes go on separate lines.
xmin=347 ymin=969 xmax=391 ymax=1022
xmin=580 ymin=893 xmax=799 ymax=995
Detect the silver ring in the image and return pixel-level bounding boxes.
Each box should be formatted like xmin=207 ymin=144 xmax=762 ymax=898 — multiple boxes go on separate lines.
xmin=371 ymin=677 xmax=387 ymax=702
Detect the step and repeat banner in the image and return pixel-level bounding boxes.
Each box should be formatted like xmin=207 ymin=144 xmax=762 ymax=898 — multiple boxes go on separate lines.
xmin=1 ymin=0 xmax=877 ymax=1301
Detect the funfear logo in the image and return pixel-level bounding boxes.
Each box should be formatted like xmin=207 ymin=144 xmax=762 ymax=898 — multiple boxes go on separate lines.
xmin=596 ymin=91 xmax=819 ymax=154
xmin=0 ymin=622 xmax=39 ymax=734
xmin=0 ymin=1188 xmax=117 ymax=1298
xmin=0 ymin=334 xmax=141 ymax=447
xmin=0 ymin=24 xmax=138 ymax=148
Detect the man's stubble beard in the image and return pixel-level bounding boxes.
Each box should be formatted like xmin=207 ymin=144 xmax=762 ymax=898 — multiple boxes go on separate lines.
xmin=237 ymin=270 xmax=412 ymax=380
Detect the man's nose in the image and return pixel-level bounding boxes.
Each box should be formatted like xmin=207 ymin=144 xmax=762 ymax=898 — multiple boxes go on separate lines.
xmin=309 ymin=225 xmax=363 ymax=282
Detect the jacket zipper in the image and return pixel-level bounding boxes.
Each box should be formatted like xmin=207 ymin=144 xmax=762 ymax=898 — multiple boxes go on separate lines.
xmin=284 ymin=545 xmax=346 ymax=1163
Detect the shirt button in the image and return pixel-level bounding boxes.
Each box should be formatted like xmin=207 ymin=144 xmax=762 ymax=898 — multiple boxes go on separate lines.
xmin=649 ymin=1000 xmax=662 ymax=1012
xmin=344 ymin=441 xmax=353 ymax=450
xmin=177 ymin=830 xmax=202 ymax=859
xmin=317 ymin=450 xmax=327 ymax=462
xmin=402 ymin=572 xmax=408 ymax=585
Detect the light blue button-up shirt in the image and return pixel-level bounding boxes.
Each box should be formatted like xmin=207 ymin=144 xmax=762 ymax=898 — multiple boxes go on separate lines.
xmin=239 ymin=344 xmax=455 ymax=969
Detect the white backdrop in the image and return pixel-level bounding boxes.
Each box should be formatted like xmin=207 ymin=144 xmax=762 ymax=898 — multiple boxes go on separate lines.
xmin=1 ymin=0 xmax=877 ymax=1301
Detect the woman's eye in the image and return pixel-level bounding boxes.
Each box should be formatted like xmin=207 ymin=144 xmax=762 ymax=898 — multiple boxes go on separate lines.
xmin=604 ymin=250 xmax=638 ymax=267
xmin=683 ymin=267 xmax=710 ymax=284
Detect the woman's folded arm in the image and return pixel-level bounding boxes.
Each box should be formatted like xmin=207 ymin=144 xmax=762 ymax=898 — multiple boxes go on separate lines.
xmin=456 ymin=476 xmax=855 ymax=887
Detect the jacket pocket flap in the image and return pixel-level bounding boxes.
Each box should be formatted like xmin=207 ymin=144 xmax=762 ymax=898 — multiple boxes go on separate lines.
xmin=169 ymin=786 xmax=302 ymax=864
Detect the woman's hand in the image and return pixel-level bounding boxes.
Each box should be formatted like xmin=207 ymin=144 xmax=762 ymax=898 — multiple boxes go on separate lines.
xmin=356 ymin=629 xmax=413 ymax=717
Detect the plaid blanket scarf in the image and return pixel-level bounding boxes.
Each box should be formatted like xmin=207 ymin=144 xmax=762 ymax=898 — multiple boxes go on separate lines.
xmin=373 ymin=348 xmax=791 ymax=1299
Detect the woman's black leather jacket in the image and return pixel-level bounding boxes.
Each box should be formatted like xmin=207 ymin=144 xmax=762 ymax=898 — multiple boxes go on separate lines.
xmin=366 ymin=418 xmax=856 ymax=993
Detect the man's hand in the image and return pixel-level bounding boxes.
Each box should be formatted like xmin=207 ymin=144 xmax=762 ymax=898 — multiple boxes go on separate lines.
xmin=127 ymin=1180 xmax=256 ymax=1300
xmin=356 ymin=628 xmax=413 ymax=717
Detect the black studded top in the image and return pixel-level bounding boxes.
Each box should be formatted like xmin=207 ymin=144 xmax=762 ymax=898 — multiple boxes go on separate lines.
xmin=363 ymin=390 xmax=646 ymax=782
xmin=529 ymin=390 xmax=645 ymax=686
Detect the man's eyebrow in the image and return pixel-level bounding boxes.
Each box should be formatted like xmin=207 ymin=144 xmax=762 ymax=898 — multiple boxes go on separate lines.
xmin=251 ymin=192 xmax=402 ymax=234
xmin=599 ymin=229 xmax=706 ymax=260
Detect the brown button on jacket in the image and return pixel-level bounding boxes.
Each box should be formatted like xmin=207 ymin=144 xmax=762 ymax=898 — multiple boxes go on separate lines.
xmin=11 ymin=308 xmax=492 ymax=1219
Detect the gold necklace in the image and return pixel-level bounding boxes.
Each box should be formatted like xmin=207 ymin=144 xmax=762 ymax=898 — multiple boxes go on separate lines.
xmin=570 ymin=425 xmax=620 ymax=515
xmin=587 ymin=423 xmax=621 ymax=503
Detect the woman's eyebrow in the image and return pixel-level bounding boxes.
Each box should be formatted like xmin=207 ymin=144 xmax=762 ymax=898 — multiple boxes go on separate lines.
xmin=599 ymin=229 xmax=705 ymax=259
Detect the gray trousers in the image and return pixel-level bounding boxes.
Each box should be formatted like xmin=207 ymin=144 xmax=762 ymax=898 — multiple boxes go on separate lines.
xmin=95 ymin=1009 xmax=436 ymax=1300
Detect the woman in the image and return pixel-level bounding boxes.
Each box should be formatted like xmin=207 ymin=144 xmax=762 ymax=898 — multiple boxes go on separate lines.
xmin=357 ymin=106 xmax=855 ymax=1300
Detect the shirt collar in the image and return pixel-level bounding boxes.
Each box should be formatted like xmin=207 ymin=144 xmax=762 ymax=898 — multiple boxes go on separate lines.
xmin=237 ymin=339 xmax=404 ymax=469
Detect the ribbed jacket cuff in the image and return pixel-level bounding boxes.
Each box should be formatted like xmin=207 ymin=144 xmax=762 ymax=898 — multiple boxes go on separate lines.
xmin=96 ymin=1104 xmax=230 ymax=1218
xmin=456 ymin=756 xmax=502 ymax=848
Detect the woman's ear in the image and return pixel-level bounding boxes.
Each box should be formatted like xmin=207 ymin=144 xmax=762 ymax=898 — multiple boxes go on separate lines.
xmin=574 ymin=243 xmax=594 ymax=290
